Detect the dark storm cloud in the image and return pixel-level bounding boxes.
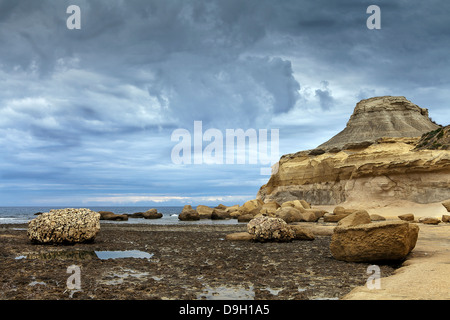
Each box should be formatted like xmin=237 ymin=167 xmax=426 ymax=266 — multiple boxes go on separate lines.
xmin=0 ymin=0 xmax=449 ymax=205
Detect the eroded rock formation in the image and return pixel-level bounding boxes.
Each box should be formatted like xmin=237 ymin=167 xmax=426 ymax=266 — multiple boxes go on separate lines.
xmin=258 ymin=96 xmax=450 ymax=205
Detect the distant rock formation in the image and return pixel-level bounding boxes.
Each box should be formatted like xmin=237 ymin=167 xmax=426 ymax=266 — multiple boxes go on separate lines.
xmin=258 ymin=96 xmax=450 ymax=205
xmin=317 ymin=96 xmax=440 ymax=152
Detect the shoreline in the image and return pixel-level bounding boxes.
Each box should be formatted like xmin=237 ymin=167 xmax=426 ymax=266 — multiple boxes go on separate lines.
xmin=1 ymin=199 xmax=449 ymax=300
xmin=0 ymin=221 xmax=397 ymax=300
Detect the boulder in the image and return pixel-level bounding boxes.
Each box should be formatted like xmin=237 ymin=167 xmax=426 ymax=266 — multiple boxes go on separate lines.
xmin=225 ymin=205 xmax=240 ymax=217
xmin=237 ymin=199 xmax=264 ymax=217
xmin=225 ymin=232 xmax=253 ymax=241
xmin=442 ymin=215 xmax=450 ymax=223
xmin=260 ymin=201 xmax=280 ymax=215
xmin=441 ymin=200 xmax=450 ymax=212
xmin=247 ymin=216 xmax=295 ymax=242
xmin=418 ymin=217 xmax=441 ymax=225
xmin=196 ymin=205 xmax=214 ymax=219
xmin=275 ymin=207 xmax=303 ymax=223
xmin=289 ymin=225 xmax=315 ymax=241
xmin=398 ymin=213 xmax=415 ymax=221
xmin=330 ymin=221 xmax=419 ymax=262
xmin=143 ymin=209 xmax=163 ymax=219
xmin=211 ymin=209 xmax=231 ymax=220
xmin=302 ymin=209 xmax=326 ymax=222
xmin=27 ymin=208 xmax=101 ymax=244
xmin=99 ymin=211 xmax=128 ymax=221
xmin=281 ymin=200 xmax=305 ymax=211
xmin=337 ymin=210 xmax=371 ymax=227
xmin=237 ymin=214 xmax=254 ymax=223
xmin=128 ymin=212 xmax=145 ymax=218
xmin=178 ymin=205 xmax=200 ymax=221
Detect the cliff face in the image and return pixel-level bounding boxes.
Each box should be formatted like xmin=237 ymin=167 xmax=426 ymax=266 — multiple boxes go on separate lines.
xmin=258 ymin=97 xmax=450 ymax=205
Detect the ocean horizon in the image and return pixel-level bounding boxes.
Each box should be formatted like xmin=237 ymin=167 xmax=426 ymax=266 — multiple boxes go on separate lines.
xmin=0 ymin=206 xmax=240 ymax=225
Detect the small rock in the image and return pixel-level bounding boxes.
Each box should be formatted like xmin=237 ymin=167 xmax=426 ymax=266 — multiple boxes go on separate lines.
xmin=418 ymin=217 xmax=441 ymax=225
xmin=398 ymin=213 xmax=415 ymax=221
xmin=143 ymin=209 xmax=163 ymax=219
xmin=337 ymin=210 xmax=371 ymax=227
xmin=289 ymin=225 xmax=315 ymax=241
xmin=442 ymin=215 xmax=450 ymax=223
xmin=225 ymin=232 xmax=253 ymax=241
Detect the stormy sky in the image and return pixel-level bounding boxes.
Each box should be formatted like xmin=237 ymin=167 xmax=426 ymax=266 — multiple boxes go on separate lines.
xmin=0 ymin=0 xmax=449 ymax=206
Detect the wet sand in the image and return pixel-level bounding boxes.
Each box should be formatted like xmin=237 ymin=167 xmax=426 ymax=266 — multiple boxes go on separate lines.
xmin=0 ymin=222 xmax=398 ymax=300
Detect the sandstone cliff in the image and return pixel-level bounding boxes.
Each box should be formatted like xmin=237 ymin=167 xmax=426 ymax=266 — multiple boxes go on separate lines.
xmin=258 ymin=97 xmax=450 ymax=205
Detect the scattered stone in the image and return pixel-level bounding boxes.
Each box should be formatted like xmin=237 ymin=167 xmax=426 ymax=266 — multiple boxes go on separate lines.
xmin=128 ymin=212 xmax=145 ymax=218
xmin=211 ymin=209 xmax=231 ymax=220
xmin=237 ymin=199 xmax=264 ymax=217
xmin=196 ymin=205 xmax=214 ymax=219
xmin=27 ymin=208 xmax=101 ymax=244
xmin=260 ymin=201 xmax=280 ymax=215
xmin=275 ymin=207 xmax=303 ymax=223
xmin=237 ymin=214 xmax=254 ymax=223
xmin=99 ymin=211 xmax=128 ymax=221
xmin=289 ymin=225 xmax=315 ymax=241
xmin=337 ymin=210 xmax=371 ymax=227
xmin=247 ymin=216 xmax=295 ymax=242
xmin=330 ymin=221 xmax=419 ymax=262
xmin=178 ymin=205 xmax=200 ymax=221
xmin=143 ymin=209 xmax=163 ymax=219
xmin=225 ymin=232 xmax=253 ymax=241
xmin=398 ymin=213 xmax=415 ymax=221
xmin=418 ymin=217 xmax=441 ymax=225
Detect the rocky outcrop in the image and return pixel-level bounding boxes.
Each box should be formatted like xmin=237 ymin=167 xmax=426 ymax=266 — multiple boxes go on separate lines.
xmin=258 ymin=97 xmax=450 ymax=205
xmin=318 ymin=96 xmax=440 ymax=151
xmin=27 ymin=208 xmax=101 ymax=244
xmin=330 ymin=220 xmax=419 ymax=262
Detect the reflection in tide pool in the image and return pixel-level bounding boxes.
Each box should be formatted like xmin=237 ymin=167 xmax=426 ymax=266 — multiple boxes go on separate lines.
xmin=95 ymin=250 xmax=154 ymax=260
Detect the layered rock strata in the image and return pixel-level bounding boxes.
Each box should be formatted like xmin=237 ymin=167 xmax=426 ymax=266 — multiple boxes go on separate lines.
xmin=258 ymin=96 xmax=450 ymax=205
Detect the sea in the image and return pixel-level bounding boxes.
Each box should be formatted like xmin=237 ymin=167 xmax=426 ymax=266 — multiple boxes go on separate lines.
xmin=0 ymin=206 xmax=239 ymax=225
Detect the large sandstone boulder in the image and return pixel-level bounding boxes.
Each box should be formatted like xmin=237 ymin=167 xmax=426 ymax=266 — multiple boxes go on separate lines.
xmin=196 ymin=205 xmax=214 ymax=219
xmin=27 ymin=208 xmax=101 ymax=244
xmin=330 ymin=221 xmax=419 ymax=262
xmin=418 ymin=217 xmax=441 ymax=225
xmin=247 ymin=216 xmax=295 ymax=242
xmin=178 ymin=205 xmax=200 ymax=221
xmin=236 ymin=199 xmax=264 ymax=217
xmin=211 ymin=208 xmax=231 ymax=220
xmin=275 ymin=207 xmax=303 ymax=223
xmin=398 ymin=213 xmax=415 ymax=221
